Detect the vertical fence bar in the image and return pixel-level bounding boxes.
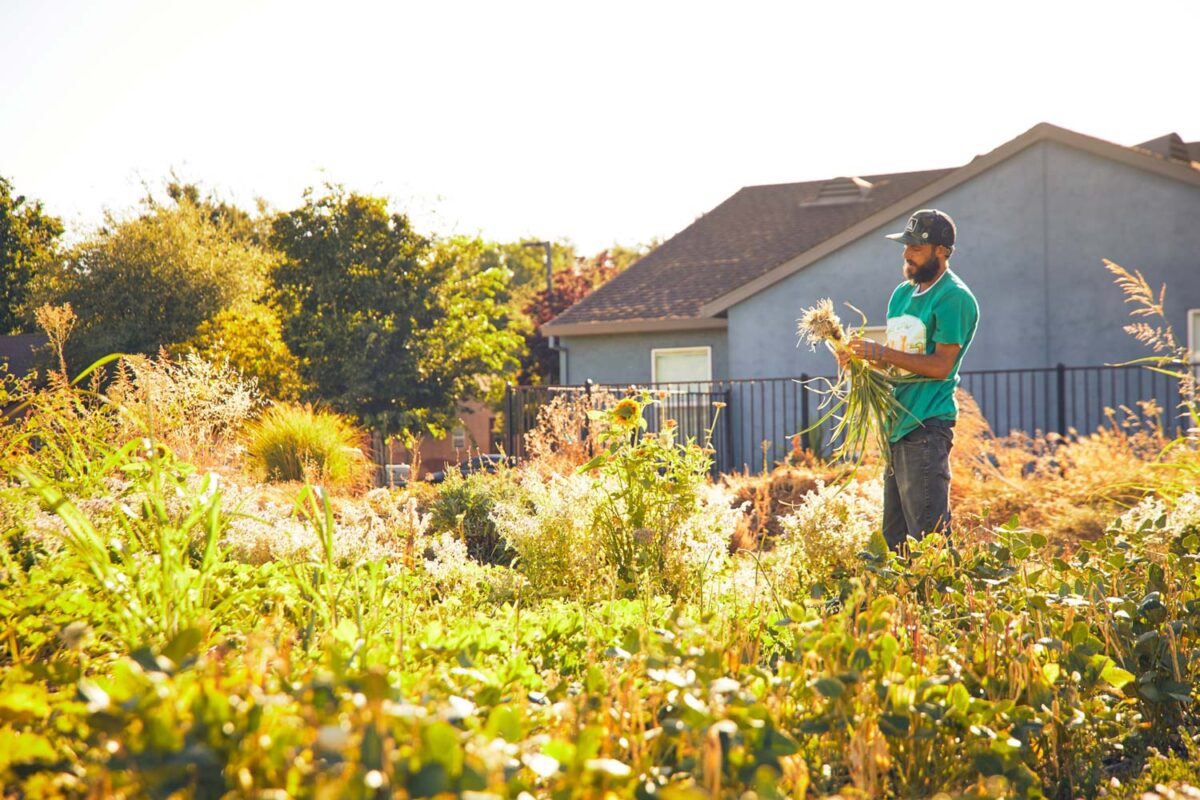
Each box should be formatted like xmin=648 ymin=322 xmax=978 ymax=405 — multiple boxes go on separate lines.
xmin=1056 ymin=363 xmax=1067 ymax=436
xmin=504 ymin=383 xmax=515 ymax=458
xmin=800 ymin=373 xmax=810 ymax=452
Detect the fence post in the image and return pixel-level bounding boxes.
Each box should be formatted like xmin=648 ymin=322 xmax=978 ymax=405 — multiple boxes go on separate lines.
xmin=1055 ymin=363 xmax=1067 ymax=436
xmin=799 ymin=373 xmax=810 ymax=452
xmin=584 ymin=379 xmax=594 ymax=458
xmin=504 ymin=382 xmax=515 ymax=459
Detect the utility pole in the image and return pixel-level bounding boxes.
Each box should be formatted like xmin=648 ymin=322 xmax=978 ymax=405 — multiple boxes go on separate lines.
xmin=524 ymin=240 xmax=558 ymax=383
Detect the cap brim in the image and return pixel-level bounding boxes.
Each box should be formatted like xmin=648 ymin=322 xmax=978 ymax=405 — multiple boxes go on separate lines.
xmin=885 ymin=231 xmax=922 ymax=245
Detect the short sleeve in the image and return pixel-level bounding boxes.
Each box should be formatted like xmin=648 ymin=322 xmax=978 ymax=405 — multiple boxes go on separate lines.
xmin=932 ymin=289 xmax=978 ymax=346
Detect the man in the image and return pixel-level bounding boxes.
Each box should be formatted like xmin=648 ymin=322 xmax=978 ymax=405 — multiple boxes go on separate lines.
xmin=844 ymin=209 xmax=979 ymax=551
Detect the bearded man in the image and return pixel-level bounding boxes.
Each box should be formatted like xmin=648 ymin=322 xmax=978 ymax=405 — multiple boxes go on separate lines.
xmin=842 ymin=209 xmax=979 ymax=551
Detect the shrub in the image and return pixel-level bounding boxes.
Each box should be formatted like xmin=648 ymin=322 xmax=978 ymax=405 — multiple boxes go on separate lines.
xmin=106 ymin=350 xmax=262 ymax=466
xmin=428 ymin=469 xmax=514 ymax=565
xmin=490 ymin=471 xmax=606 ymax=600
xmin=245 ymin=403 xmax=370 ymax=490
xmin=775 ymin=478 xmax=883 ymax=587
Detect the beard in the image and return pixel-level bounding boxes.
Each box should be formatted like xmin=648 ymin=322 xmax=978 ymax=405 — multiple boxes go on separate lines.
xmin=905 ymin=252 xmax=941 ymax=285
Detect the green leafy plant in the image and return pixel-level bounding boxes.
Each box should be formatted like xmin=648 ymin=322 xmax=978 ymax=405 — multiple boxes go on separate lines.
xmin=579 ymin=391 xmax=723 ymax=595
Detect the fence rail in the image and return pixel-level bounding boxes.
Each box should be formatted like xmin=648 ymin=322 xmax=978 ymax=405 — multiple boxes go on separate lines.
xmin=504 ymin=362 xmax=1198 ymax=475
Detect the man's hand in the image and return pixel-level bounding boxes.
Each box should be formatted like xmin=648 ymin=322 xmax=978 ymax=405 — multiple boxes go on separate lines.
xmin=847 ymin=338 xmax=887 ymax=364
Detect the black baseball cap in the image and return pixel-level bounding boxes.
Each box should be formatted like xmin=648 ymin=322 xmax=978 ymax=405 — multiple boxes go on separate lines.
xmin=886 ymin=209 xmax=956 ymax=247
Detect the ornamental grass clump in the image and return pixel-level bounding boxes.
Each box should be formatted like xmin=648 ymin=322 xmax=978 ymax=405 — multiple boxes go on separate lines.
xmin=796 ymin=299 xmax=911 ymax=467
xmin=245 ymin=403 xmax=371 ymax=490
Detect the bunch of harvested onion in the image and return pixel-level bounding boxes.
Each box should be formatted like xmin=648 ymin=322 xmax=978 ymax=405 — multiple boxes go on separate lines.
xmin=795 ymin=299 xmax=913 ymax=467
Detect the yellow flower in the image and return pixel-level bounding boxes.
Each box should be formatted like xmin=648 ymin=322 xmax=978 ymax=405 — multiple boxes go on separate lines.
xmin=612 ymin=397 xmax=640 ymax=426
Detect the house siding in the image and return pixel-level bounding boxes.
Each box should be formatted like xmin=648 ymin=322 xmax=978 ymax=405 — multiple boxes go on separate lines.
xmin=557 ymin=330 xmax=729 ymax=385
xmin=726 ymin=141 xmax=1200 ymax=378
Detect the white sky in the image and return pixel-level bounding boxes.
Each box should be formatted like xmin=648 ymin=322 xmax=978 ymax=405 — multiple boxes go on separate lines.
xmin=2 ymin=0 xmax=1197 ymax=253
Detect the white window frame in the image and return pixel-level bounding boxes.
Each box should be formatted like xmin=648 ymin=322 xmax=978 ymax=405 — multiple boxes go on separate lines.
xmin=1189 ymin=309 xmax=1200 ymax=362
xmin=451 ymin=425 xmax=467 ymax=450
xmin=650 ymin=346 xmax=713 ymax=388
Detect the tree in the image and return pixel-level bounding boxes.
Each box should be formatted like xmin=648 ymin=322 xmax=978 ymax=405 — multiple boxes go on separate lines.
xmin=33 ymin=192 xmax=276 ymax=369
xmin=0 ymin=176 xmax=63 ymax=334
xmin=175 ymin=302 xmax=308 ymax=402
xmin=519 ymin=247 xmax=645 ymax=383
xmin=271 ymin=187 xmax=522 ymax=438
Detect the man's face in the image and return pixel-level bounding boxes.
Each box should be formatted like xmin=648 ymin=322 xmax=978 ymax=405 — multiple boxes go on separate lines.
xmin=903 ymin=243 xmax=941 ymax=284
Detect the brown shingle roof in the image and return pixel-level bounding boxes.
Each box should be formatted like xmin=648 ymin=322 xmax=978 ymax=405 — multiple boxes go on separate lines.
xmin=548 ymin=168 xmax=953 ymax=328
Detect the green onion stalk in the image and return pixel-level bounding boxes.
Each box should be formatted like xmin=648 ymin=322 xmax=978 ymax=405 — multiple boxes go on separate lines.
xmin=795 ymin=299 xmax=917 ymax=472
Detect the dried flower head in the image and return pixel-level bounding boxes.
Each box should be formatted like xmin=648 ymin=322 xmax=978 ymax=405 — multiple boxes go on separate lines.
xmin=796 ymin=298 xmax=845 ymax=350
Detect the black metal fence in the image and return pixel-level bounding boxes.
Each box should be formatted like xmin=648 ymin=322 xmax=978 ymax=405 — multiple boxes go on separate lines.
xmin=504 ymin=362 xmax=1198 ymax=475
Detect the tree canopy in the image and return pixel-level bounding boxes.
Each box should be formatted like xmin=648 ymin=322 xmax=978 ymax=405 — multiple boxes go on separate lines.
xmin=34 ymin=193 xmax=276 ymax=370
xmin=271 ymin=187 xmax=522 ymax=438
xmin=0 ymin=176 xmax=63 ymax=334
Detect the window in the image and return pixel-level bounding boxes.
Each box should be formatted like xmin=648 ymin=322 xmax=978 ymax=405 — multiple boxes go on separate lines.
xmin=651 ymin=346 xmax=712 ymax=390
xmin=451 ymin=426 xmax=467 ymax=450
xmin=650 ymin=346 xmax=714 ymax=438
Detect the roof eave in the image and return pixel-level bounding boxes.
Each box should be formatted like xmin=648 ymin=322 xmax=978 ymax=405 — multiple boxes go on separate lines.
xmin=697 ymin=122 xmax=1200 ymax=317
xmin=541 ymin=317 xmax=728 ymax=337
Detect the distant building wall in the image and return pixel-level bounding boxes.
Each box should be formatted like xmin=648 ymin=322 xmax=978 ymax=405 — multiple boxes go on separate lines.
xmin=557 ymin=329 xmax=729 ymax=385
xmin=385 ymin=401 xmax=495 ymax=477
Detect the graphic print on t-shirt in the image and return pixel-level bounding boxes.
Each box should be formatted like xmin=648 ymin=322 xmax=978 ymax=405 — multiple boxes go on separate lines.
xmin=886 ymin=314 xmax=926 ymax=376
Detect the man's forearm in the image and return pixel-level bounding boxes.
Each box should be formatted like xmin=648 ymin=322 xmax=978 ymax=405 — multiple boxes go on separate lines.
xmin=877 ymin=347 xmax=955 ymax=379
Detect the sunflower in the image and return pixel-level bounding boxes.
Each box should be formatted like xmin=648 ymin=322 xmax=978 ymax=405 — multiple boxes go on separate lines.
xmin=612 ymin=397 xmax=641 ymax=427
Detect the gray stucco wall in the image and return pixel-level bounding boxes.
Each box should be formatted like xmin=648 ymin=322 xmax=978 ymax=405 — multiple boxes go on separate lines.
xmin=557 ymin=329 xmax=729 ymax=385
xmin=727 ymin=141 xmax=1200 ymax=379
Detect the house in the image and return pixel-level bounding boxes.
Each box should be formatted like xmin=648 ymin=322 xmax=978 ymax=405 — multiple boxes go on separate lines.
xmin=539 ymin=123 xmax=1200 ymax=469
xmin=376 ymin=401 xmax=497 ymax=481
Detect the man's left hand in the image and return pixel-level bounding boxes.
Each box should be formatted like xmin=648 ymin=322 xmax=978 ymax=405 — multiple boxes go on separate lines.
xmin=848 ymin=338 xmax=888 ymax=364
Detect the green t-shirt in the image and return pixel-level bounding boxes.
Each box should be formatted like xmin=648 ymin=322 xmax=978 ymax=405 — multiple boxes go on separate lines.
xmin=884 ymin=268 xmax=979 ymax=442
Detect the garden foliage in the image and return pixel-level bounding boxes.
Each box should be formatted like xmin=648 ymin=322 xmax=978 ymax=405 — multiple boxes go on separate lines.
xmin=2 ymin=265 xmax=1200 ymax=797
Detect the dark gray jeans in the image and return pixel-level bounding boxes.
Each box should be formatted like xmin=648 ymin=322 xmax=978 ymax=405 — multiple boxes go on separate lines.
xmin=882 ymin=419 xmax=954 ymax=551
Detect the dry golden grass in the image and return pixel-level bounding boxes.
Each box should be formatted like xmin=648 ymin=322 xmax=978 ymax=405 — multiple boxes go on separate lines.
xmin=950 ymin=392 xmax=1192 ymax=544
xmin=521 ymin=386 xmax=618 ymax=474
xmin=724 ymin=389 xmax=1198 ymax=551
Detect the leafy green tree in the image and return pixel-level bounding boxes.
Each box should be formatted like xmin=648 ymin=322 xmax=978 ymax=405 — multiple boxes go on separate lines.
xmin=0 ymin=176 xmax=63 ymax=334
xmin=271 ymin=187 xmax=522 ymax=438
xmin=175 ymin=302 xmax=308 ymax=402
xmin=34 ymin=193 xmax=276 ymax=369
